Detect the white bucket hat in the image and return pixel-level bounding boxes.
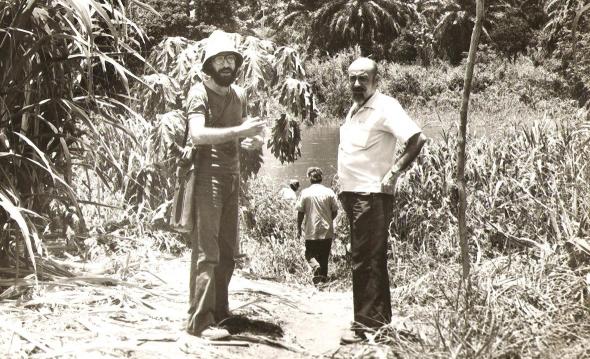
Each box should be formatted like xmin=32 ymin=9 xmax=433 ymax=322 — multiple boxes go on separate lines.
xmin=202 ymin=30 xmax=244 ymax=74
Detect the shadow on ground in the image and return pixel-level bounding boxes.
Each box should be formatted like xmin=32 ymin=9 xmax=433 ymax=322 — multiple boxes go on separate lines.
xmin=219 ymin=315 xmax=284 ymax=338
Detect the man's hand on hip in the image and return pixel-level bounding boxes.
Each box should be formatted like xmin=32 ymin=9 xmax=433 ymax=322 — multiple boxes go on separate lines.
xmin=381 ymin=170 xmax=402 ymax=194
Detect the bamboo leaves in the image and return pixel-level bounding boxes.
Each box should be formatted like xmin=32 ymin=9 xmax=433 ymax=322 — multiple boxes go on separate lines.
xmin=0 ymin=0 xmax=147 ymax=263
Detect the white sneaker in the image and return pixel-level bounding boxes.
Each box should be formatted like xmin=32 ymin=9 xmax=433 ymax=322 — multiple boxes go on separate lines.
xmin=200 ymin=327 xmax=230 ymax=340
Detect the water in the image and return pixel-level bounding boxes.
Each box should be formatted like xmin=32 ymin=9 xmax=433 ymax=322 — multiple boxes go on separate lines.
xmin=259 ymin=126 xmax=340 ymax=188
xmin=258 ymin=125 xmax=441 ymax=188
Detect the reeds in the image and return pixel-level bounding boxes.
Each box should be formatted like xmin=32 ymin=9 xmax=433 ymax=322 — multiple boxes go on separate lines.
xmin=242 ymin=117 xmax=590 ymax=357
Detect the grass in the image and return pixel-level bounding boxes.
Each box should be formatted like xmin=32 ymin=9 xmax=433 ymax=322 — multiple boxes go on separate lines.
xmin=240 ymin=111 xmax=590 ymax=357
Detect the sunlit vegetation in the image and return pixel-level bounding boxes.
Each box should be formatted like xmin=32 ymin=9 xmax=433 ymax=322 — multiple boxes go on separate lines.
xmin=1 ymin=0 xmax=590 ymax=357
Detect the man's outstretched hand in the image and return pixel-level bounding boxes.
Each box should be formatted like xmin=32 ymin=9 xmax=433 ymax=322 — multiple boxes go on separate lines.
xmin=241 ymin=135 xmax=264 ymax=151
xmin=239 ymin=117 xmax=265 ymax=138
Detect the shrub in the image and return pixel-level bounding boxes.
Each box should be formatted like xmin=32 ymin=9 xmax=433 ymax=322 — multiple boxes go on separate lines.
xmin=491 ymin=14 xmax=532 ymax=62
xmin=305 ymin=47 xmax=361 ymax=124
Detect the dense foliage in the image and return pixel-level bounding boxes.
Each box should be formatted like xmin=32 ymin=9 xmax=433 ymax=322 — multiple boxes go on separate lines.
xmin=0 ymin=0 xmax=145 ymax=267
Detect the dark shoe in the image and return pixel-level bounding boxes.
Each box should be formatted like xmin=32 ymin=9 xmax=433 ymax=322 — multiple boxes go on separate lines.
xmin=340 ymin=329 xmax=366 ymax=345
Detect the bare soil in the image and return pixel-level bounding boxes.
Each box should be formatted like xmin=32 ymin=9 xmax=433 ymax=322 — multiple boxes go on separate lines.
xmin=0 ymin=252 xmax=394 ymax=358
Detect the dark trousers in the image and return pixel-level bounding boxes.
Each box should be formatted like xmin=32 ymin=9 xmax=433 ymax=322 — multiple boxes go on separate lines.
xmin=305 ymin=239 xmax=333 ymax=284
xmin=187 ymin=173 xmax=239 ymax=335
xmin=340 ymin=191 xmax=393 ymax=330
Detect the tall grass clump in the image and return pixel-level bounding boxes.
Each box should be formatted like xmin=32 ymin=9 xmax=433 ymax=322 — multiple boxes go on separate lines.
xmin=0 ymin=0 xmax=147 ymax=271
xmin=382 ymin=118 xmax=590 ymax=357
xmin=392 ymin=119 xmax=589 ymax=257
xmin=384 ymin=250 xmax=590 ymax=358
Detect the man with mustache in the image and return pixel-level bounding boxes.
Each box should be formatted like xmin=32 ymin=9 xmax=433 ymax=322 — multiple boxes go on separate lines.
xmin=338 ymin=57 xmax=426 ymax=344
xmin=184 ymin=30 xmax=265 ymax=340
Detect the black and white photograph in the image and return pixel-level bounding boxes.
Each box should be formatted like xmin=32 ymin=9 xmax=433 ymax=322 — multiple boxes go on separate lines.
xmin=1 ymin=0 xmax=590 ymax=357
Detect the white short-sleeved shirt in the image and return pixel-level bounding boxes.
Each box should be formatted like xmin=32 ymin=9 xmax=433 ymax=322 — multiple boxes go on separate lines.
xmin=337 ymin=91 xmax=421 ymax=193
xmin=296 ymin=184 xmax=338 ymax=241
xmin=279 ymin=187 xmax=297 ymax=203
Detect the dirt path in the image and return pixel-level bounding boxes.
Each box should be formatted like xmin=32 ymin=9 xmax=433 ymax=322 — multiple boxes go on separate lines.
xmin=149 ymin=255 xmax=354 ymax=358
xmin=0 ymin=253 xmax=391 ymax=358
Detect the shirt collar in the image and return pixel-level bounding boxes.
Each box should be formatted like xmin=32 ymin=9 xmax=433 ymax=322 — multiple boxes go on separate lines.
xmin=347 ymin=91 xmax=380 ymax=122
xmin=350 ymin=91 xmax=380 ymax=113
xmin=362 ymin=90 xmax=380 ymax=109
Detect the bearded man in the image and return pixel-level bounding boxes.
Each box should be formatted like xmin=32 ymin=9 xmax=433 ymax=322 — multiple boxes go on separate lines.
xmin=184 ymin=30 xmax=265 ymax=339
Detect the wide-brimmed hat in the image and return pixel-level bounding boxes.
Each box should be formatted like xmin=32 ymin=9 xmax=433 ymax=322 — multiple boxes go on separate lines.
xmin=202 ymin=30 xmax=244 ymax=73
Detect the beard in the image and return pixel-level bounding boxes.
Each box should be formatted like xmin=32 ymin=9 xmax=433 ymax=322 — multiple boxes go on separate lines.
xmin=351 ymin=90 xmax=367 ymax=104
xmin=211 ymin=67 xmax=238 ymax=87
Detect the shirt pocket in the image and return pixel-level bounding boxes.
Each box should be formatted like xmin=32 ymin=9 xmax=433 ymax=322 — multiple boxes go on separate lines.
xmin=340 ymin=124 xmax=371 ymax=153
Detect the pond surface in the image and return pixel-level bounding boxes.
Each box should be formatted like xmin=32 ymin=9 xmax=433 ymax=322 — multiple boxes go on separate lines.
xmin=258 ymin=125 xmax=442 ymax=188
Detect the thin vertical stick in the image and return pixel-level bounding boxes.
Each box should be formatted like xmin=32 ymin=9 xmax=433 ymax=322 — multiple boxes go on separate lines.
xmin=457 ymin=0 xmax=485 ymax=281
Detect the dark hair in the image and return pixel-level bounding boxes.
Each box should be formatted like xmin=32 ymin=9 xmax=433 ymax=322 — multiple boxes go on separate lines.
xmin=306 ymin=167 xmax=323 ymax=183
xmin=289 ymin=179 xmax=300 ymax=191
xmin=202 ymin=61 xmax=214 ymax=76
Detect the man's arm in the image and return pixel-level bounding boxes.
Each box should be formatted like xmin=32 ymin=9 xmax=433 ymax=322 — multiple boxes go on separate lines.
xmin=381 ymin=132 xmax=427 ymax=192
xmin=392 ymin=132 xmax=427 ymax=172
xmin=297 ymin=211 xmax=305 ymax=238
xmin=189 ymin=114 xmax=264 ymax=145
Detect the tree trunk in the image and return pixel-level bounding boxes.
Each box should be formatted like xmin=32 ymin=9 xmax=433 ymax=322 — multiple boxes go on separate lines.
xmin=457 ymin=0 xmax=484 ymax=280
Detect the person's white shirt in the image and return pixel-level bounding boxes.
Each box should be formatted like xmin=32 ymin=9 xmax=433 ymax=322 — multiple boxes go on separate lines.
xmin=338 ymin=91 xmax=421 ymax=193
xmin=279 ymin=187 xmax=297 ymax=202
xmin=296 ymin=184 xmax=338 ymax=240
